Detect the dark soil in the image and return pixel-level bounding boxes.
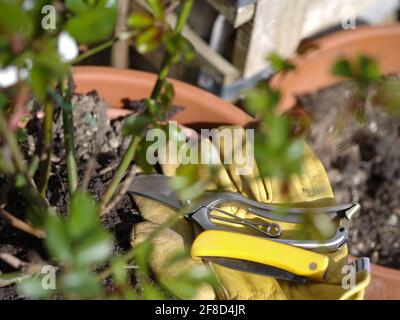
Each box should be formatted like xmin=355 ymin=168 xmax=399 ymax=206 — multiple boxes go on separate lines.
xmin=300 ymin=79 xmax=400 ymax=269
xmin=0 ymin=92 xmax=144 ymax=299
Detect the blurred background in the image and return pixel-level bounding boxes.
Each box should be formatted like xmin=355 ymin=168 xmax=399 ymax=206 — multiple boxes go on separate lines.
xmin=80 ymin=0 xmax=400 ymax=100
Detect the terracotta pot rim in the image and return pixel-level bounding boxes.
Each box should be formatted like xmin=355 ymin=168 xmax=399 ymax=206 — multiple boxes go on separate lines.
xmin=72 ymin=66 xmax=254 ymax=127
xmin=272 ymin=23 xmax=400 ymax=111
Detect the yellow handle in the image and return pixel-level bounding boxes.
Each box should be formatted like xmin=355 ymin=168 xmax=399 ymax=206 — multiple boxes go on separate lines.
xmin=191 ymin=230 xmax=329 ymax=280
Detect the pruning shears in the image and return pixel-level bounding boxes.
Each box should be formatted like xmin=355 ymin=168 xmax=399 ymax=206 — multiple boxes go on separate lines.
xmin=128 ymin=174 xmax=360 ymax=283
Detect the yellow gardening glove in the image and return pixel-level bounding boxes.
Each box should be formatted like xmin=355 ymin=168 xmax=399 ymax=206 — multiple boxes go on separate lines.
xmin=130 ymin=126 xmax=370 ymax=300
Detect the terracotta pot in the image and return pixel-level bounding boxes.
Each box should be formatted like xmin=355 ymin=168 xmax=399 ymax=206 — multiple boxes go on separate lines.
xmin=72 ymin=66 xmax=400 ymax=299
xmin=272 ymin=24 xmax=400 ymax=112
xmin=73 ymin=66 xmax=253 ymax=127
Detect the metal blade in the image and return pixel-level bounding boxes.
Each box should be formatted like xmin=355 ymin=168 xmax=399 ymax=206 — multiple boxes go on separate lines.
xmin=128 ymin=174 xmax=183 ymax=210
xmin=204 ymin=257 xmax=307 ymax=283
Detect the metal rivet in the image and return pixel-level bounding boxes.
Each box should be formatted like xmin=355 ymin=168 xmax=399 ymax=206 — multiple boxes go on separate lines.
xmin=309 ymin=262 xmax=317 ymax=270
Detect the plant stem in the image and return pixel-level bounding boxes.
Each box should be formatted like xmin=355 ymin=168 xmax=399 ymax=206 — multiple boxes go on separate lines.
xmin=150 ymin=0 xmax=193 ymax=99
xmin=38 ymin=99 xmax=54 ymax=196
xmin=0 ymin=207 xmax=46 ymax=239
xmin=61 ymin=76 xmax=78 ymax=195
xmin=71 ymin=38 xmax=116 ymax=65
xmin=99 ymin=0 xmax=194 ymax=210
xmin=99 ymin=135 xmax=141 ymax=210
xmin=0 ymin=112 xmax=49 ymax=212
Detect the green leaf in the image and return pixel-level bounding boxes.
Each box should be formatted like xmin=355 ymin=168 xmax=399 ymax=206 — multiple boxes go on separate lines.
xmin=0 ymin=92 xmax=8 ymax=109
xmin=245 ymin=84 xmax=280 ymax=116
xmin=17 ymin=127 xmax=27 ymax=143
xmin=128 ymin=12 xmax=154 ymax=29
xmin=375 ymin=79 xmax=400 ymax=115
xmin=67 ymin=191 xmax=98 ymax=240
xmin=75 ymin=230 xmax=113 ymax=267
xmin=159 ymin=80 xmax=175 ymax=107
xmin=66 ymin=7 xmax=117 ymax=44
xmin=60 ymin=270 xmax=102 ymax=298
xmin=30 ymin=65 xmax=48 ymax=101
xmin=134 ymin=240 xmax=153 ymax=275
xmin=136 ymin=27 xmax=160 ymax=54
xmin=19 ymin=276 xmax=51 ymax=299
xmin=134 ymin=140 xmax=155 ymax=174
xmin=122 ymin=114 xmax=153 ymax=137
xmin=267 ymin=52 xmax=295 ymax=73
xmin=179 ymin=36 xmax=195 ymax=62
xmin=331 ymin=59 xmax=353 ymax=78
xmin=161 ymin=278 xmax=198 ymax=299
xmin=358 ymin=55 xmax=380 ymax=82
xmin=45 ymin=213 xmax=73 ymax=265
xmin=66 ymin=0 xmax=90 ymax=14
xmin=0 ymin=0 xmax=32 ymax=35
xmin=146 ymin=0 xmax=164 ymax=19
xmin=111 ymin=257 xmax=128 ymax=285
xmin=143 ymin=283 xmax=166 ymax=300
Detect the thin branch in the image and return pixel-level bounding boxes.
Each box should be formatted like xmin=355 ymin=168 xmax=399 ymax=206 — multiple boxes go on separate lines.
xmin=100 ymin=165 xmax=137 ymax=216
xmin=61 ymin=76 xmax=78 ymax=195
xmin=0 ymin=272 xmax=31 ymax=288
xmin=0 ymin=206 xmax=46 ymax=239
xmin=8 ymin=84 xmax=29 ymax=131
xmin=38 ymin=99 xmax=54 ymax=196
xmin=0 ymin=252 xmax=27 ymax=269
xmin=72 ymin=38 xmax=116 ymax=65
xmin=80 ymin=157 xmax=96 ymax=192
xmin=99 ymin=135 xmax=141 ymax=210
xmin=111 ymin=0 xmax=130 ymax=68
xmin=0 ymin=111 xmax=49 ymax=213
xmin=150 ymin=0 xmax=193 ymax=99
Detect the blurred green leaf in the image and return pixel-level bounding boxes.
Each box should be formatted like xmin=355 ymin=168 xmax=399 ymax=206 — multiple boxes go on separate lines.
xmin=122 ymin=114 xmax=153 ymax=137
xmin=159 ymin=80 xmax=175 ymax=107
xmin=0 ymin=0 xmax=32 ymax=35
xmin=66 ymin=7 xmax=116 ymax=44
xmin=358 ymin=55 xmax=380 ymax=82
xmin=375 ymin=79 xmax=400 ymax=116
xmin=245 ymin=83 xmax=280 ymax=116
xmin=146 ymin=0 xmax=164 ymax=19
xmin=67 ymin=191 xmax=98 ymax=240
xmin=134 ymin=240 xmax=153 ymax=275
xmin=19 ymin=276 xmax=51 ymax=299
xmin=143 ymin=283 xmax=166 ymax=300
xmin=267 ymin=52 xmax=295 ymax=73
xmin=45 ymin=213 xmax=73 ymax=265
xmin=17 ymin=127 xmax=27 ymax=143
xmin=75 ymin=230 xmax=113 ymax=266
xmin=66 ymin=0 xmax=89 ymax=14
xmin=60 ymin=270 xmax=102 ymax=298
xmin=111 ymin=257 xmax=128 ymax=285
xmin=332 ymin=55 xmax=381 ymax=91
xmin=179 ymin=36 xmax=195 ymax=61
xmin=128 ymin=12 xmax=154 ymax=29
xmin=331 ymin=59 xmax=353 ymax=78
xmin=134 ymin=139 xmax=155 ymax=174
xmin=136 ymin=27 xmax=160 ymax=54
xmin=0 ymin=92 xmax=8 ymax=109
xmin=164 ymin=249 xmax=189 ymax=267
xmin=162 ymin=278 xmax=198 ymax=299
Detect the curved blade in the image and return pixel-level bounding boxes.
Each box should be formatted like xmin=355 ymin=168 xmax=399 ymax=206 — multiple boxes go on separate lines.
xmin=128 ymin=174 xmax=183 ymax=210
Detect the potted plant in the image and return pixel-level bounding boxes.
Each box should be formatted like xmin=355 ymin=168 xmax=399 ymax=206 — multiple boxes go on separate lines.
xmin=269 ymin=24 xmax=400 ymax=300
